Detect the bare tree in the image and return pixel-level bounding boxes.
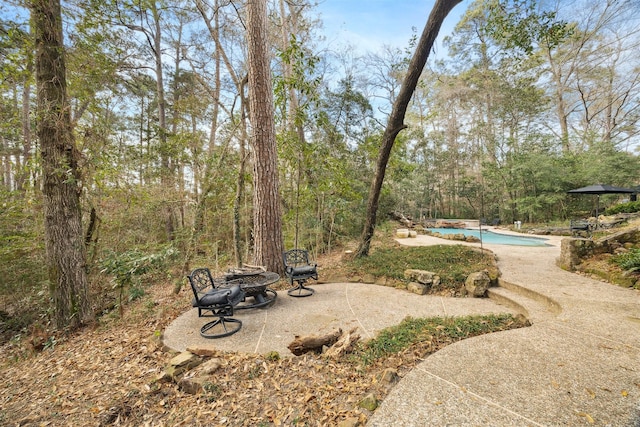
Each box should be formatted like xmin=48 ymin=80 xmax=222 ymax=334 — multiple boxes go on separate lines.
xmin=355 ymin=0 xmax=462 ymax=258
xmin=246 ymin=0 xmax=285 ymax=273
xmin=32 ymin=0 xmax=93 ymax=329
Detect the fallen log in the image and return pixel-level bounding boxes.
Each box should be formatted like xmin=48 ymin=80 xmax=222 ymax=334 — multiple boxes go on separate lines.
xmin=288 ymin=329 xmax=342 ymax=356
xmin=324 ymin=327 xmax=360 ymax=358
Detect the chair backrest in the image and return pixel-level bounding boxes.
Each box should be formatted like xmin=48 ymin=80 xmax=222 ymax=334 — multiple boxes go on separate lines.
xmin=283 ymin=249 xmax=311 ymax=268
xmin=187 ymin=268 xmax=216 ymax=302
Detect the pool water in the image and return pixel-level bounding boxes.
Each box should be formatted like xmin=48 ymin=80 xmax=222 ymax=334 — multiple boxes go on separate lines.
xmin=428 ymin=228 xmax=549 ymax=247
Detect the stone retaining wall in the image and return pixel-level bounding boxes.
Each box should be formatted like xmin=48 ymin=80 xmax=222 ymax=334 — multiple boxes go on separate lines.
xmin=557 ymin=227 xmax=640 ymax=272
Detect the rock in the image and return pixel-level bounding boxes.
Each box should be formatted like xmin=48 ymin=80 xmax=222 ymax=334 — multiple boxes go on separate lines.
xmin=407 ymin=281 xmax=428 ymax=295
xmin=557 ymin=238 xmax=595 ymax=271
xmin=170 ymin=351 xmax=202 ymax=368
xmin=199 ymin=358 xmax=223 ymax=375
xmin=435 ymin=220 xmax=466 ymax=228
xmin=378 ymin=368 xmax=399 ymax=385
xmin=186 ymin=346 xmax=218 ymax=357
xmin=465 ymin=271 xmax=490 ymax=297
xmin=404 ymin=269 xmax=440 ymax=287
xmin=374 ymin=276 xmax=388 ymax=286
xmin=166 ymin=351 xmax=203 ymax=380
xmin=155 ymin=371 xmax=173 ymax=384
xmin=362 ymin=274 xmax=376 ymax=284
xmin=396 ymin=229 xmax=409 ymax=238
xmin=358 ymin=393 xmax=378 ymax=411
xmin=408 ymin=230 xmax=417 ymax=238
xmin=337 ymin=417 xmax=360 ymax=427
xmin=178 ymin=375 xmax=208 ymax=395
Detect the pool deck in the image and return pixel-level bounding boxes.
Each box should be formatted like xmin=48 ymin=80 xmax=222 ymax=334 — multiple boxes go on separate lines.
xmin=163 ymin=228 xmax=640 ymax=426
xmin=370 ymin=230 xmax=640 ymax=426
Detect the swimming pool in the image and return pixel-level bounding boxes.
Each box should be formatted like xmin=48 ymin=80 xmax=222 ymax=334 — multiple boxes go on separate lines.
xmin=427 ymin=228 xmax=549 ymax=247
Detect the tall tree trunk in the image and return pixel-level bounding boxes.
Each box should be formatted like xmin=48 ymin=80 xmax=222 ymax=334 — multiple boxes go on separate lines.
xmin=355 ymin=0 xmax=462 ymax=258
xmin=18 ymin=57 xmax=33 ymax=191
xmin=149 ymin=3 xmax=175 ymax=241
xmin=234 ymin=76 xmax=251 ymax=268
xmin=547 ymin=50 xmax=570 ymax=152
xmin=33 ymin=0 xmax=93 ymax=330
xmin=246 ymin=0 xmax=284 ymax=274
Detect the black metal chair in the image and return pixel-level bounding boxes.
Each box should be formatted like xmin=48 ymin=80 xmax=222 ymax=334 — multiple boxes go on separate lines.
xmin=187 ymin=268 xmax=245 ymax=338
xmin=283 ymin=249 xmax=318 ymax=297
xmin=570 ymin=219 xmax=594 ymax=238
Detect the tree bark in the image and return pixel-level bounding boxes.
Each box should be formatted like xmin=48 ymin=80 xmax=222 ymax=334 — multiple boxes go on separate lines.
xmin=33 ymin=0 xmax=93 ymax=330
xmin=355 ymin=0 xmax=462 ymax=258
xmin=18 ymin=54 xmax=33 ymax=191
xmin=246 ymin=0 xmax=285 ymax=274
xmin=288 ymin=329 xmax=342 ymax=356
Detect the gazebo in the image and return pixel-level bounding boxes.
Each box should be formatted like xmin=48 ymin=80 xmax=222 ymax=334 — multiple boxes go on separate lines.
xmin=567 ymin=184 xmax=637 ymax=217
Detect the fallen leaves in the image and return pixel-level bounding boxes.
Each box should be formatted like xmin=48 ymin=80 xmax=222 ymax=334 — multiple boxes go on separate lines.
xmin=1 ymin=281 xmax=636 ymax=426
xmin=576 ymin=411 xmax=595 ymax=424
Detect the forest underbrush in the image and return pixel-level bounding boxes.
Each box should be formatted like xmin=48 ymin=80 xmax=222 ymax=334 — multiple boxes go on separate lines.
xmin=1 ymin=231 xmax=527 ymax=426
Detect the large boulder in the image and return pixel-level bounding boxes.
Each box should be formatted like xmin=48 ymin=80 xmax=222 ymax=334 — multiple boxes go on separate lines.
xmin=404 ymin=269 xmax=441 ymax=295
xmin=465 ymin=270 xmax=491 ymax=297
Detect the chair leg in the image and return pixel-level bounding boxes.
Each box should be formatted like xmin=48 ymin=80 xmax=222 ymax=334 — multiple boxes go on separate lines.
xmin=200 ymin=317 xmax=242 ymax=338
xmin=287 ymin=279 xmax=315 ymax=297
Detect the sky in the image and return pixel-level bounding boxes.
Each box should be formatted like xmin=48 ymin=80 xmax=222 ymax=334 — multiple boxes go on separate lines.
xmin=313 ymin=0 xmax=472 ymax=55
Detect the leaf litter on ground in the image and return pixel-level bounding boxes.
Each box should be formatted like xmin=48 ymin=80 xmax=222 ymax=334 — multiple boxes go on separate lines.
xmin=1 ymin=274 xmax=528 ymax=427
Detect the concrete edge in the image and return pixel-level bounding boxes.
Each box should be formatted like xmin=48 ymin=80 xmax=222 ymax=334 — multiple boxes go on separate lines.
xmin=497 ymin=278 xmax=562 ymax=315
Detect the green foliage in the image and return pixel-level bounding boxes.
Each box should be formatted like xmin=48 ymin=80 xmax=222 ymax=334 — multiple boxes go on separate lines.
xmin=274 ymin=34 xmax=321 ymax=128
xmin=485 ymin=0 xmax=575 ymax=55
xmin=0 ymin=190 xmax=48 ymax=341
xmin=347 ymin=245 xmax=492 ymax=290
xmin=203 ymin=382 xmax=222 ymax=402
xmin=43 ymin=335 xmax=57 ymax=351
xmin=100 ymin=245 xmax=178 ymax=316
xmin=0 ymin=191 xmax=47 ymax=294
xmin=265 ymin=351 xmax=280 ymax=361
xmin=355 ymin=314 xmax=523 ymax=365
xmin=605 ymin=201 xmax=640 ymax=215
xmin=611 ymin=249 xmax=640 ymax=276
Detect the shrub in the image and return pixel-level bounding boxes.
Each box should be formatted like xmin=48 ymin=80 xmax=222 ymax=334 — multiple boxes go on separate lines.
xmin=605 ymin=201 xmax=640 ymax=215
xmin=611 ymin=248 xmax=640 ymax=275
xmin=100 ymin=245 xmax=178 ymax=316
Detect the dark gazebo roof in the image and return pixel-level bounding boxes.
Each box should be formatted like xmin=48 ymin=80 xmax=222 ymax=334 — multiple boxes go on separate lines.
xmin=567 ymin=184 xmax=636 ymax=195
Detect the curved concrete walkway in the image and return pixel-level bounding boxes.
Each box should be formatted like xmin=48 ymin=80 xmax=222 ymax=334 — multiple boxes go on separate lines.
xmin=370 ymin=231 xmax=640 ymax=427
xmin=163 ymin=229 xmax=640 ymax=426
